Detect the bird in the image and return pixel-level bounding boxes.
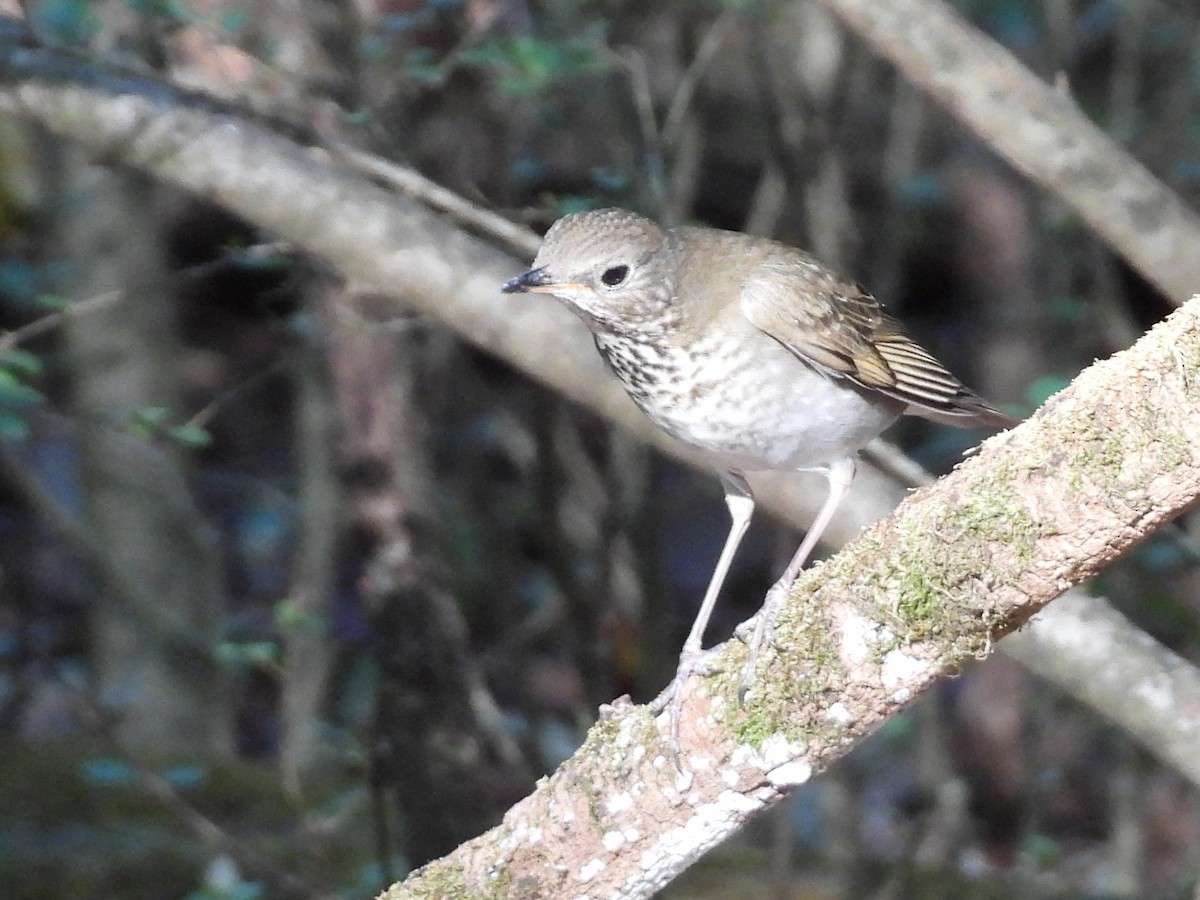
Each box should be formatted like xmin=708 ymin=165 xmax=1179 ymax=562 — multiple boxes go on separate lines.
xmin=501 ymin=207 xmax=1015 ymax=756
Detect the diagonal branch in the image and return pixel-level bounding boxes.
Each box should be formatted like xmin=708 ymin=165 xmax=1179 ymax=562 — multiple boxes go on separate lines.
xmin=1003 ymin=590 xmax=1200 ymax=787
xmin=810 ymin=0 xmax=1200 ymax=304
xmin=0 ymin=19 xmax=893 ymax=541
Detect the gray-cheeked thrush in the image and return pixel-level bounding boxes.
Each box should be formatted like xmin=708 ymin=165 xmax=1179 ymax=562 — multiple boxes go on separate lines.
xmin=503 ymin=207 xmax=1015 ymax=757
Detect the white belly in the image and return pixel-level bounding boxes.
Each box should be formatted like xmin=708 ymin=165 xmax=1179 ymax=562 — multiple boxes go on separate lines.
xmin=597 ymin=331 xmax=898 ymax=473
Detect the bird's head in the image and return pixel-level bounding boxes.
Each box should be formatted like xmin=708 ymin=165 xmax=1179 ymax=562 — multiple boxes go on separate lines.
xmin=502 ymin=208 xmax=678 ymax=336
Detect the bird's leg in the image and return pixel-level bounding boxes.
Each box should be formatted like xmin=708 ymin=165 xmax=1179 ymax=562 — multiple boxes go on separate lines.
xmin=652 ymin=473 xmax=755 ymax=760
xmin=740 ymin=456 xmax=856 ymax=698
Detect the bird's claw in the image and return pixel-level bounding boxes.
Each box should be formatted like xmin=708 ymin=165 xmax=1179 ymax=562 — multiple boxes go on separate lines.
xmin=651 ymin=645 xmax=725 ymax=769
xmin=738 ymin=583 xmax=787 ymax=701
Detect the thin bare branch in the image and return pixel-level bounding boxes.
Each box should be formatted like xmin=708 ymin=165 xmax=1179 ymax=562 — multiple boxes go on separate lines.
xmin=330 ymin=144 xmax=542 ymax=258
xmin=63 ymin=678 xmax=330 ymax=900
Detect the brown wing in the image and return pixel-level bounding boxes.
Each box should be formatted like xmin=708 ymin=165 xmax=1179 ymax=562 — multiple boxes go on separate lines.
xmin=739 ymin=256 xmax=1015 ymax=428
xmin=737 ymin=256 xmax=897 ymax=388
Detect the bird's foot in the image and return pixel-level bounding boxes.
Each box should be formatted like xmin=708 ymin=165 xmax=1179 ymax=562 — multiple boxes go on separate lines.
xmin=733 ymin=614 xmax=758 ymax=645
xmin=649 ymin=646 xmax=722 ymax=712
xmin=738 ymin=580 xmax=788 ymax=703
xmin=650 ymin=645 xmax=723 ymax=769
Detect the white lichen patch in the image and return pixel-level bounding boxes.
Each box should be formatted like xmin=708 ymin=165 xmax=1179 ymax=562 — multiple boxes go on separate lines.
xmin=635 ymin=788 xmax=768 ymax=891
xmin=838 ymin=608 xmax=878 ymax=664
xmin=727 ymin=735 xmax=806 ymax=776
xmin=825 ymin=701 xmax=853 ymax=725
xmin=757 ymin=734 xmax=804 ymax=769
xmin=728 ymin=744 xmax=755 ymax=768
xmin=880 ymin=648 xmax=929 ymax=688
xmin=578 ymin=858 xmax=606 ymax=882
xmin=606 ymin=791 xmax=633 ymax=815
xmin=615 ymin=713 xmax=640 ymax=747
xmin=501 ymin=822 xmax=529 ymax=854
xmin=767 ymin=760 xmax=812 ymax=787
xmin=641 ymin=790 xmax=763 ymax=870
xmin=674 ymin=768 xmax=695 ymax=792
xmin=602 ymin=830 xmax=626 ymax=851
xmin=717 ymin=789 xmax=762 ymax=815
xmin=527 ymin=825 xmax=542 ymax=843
xmin=690 ymin=754 xmax=716 ymax=772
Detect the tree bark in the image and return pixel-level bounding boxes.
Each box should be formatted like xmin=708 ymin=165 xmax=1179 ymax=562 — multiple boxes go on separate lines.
xmin=325 ymin=287 xmax=531 ymax=866
xmin=279 ymin=283 xmax=341 ymax=795
xmin=56 ymin=159 xmax=228 ymax=756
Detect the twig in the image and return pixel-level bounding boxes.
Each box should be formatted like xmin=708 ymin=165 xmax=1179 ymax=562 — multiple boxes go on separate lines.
xmin=0 ymin=289 xmax=121 ymax=354
xmin=0 ymin=437 xmax=213 ymax=665
xmin=327 ymin=144 xmax=542 ymax=258
xmin=62 ymin=676 xmax=330 ymax=899
xmin=185 ymin=356 xmax=294 ymax=430
xmin=0 ymin=246 xmax=293 ymax=355
xmin=661 ymin=9 xmax=738 ymax=154
xmin=617 ymin=48 xmax=668 ymax=216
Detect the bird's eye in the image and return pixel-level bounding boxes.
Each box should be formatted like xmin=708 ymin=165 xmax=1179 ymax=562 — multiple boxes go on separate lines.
xmin=601 ymin=265 xmax=630 ymax=287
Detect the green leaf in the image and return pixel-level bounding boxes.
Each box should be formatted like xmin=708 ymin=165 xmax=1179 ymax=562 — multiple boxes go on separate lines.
xmin=459 ymin=34 xmax=607 ymax=95
xmin=341 ymin=107 xmax=372 ymax=128
xmin=161 ymin=764 xmax=206 ymax=788
xmin=556 ymin=195 xmax=600 ymax=215
xmin=1022 ymin=831 xmax=1060 ymax=866
xmin=389 ymin=46 xmax=444 ymax=85
xmin=125 ymin=0 xmax=185 ymax=21
xmin=590 ymin=167 xmax=627 ymax=191
xmin=0 ymin=348 xmax=43 ymax=377
xmin=80 ymin=757 xmax=136 ymax=785
xmin=1046 ymin=294 xmax=1088 ymax=324
xmin=167 ymin=424 xmax=213 ymax=449
xmin=34 ymin=293 xmax=69 ymax=312
xmin=0 ymin=370 xmax=44 ymax=408
xmin=133 ymin=406 xmax=171 ymax=427
xmin=357 ymin=34 xmax=391 ymax=62
xmin=219 ymin=8 xmax=250 ymax=32
xmin=223 ymin=244 xmax=292 ymax=271
xmin=32 ymin=0 xmax=99 ymax=45
xmin=215 ymin=640 xmax=279 ymax=667
xmin=0 ymin=410 xmax=29 ymax=441
xmin=275 ymin=599 xmax=324 ymax=631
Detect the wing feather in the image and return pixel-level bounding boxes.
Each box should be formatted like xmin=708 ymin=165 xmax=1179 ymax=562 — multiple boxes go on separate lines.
xmin=739 ymin=255 xmax=1014 ymax=428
